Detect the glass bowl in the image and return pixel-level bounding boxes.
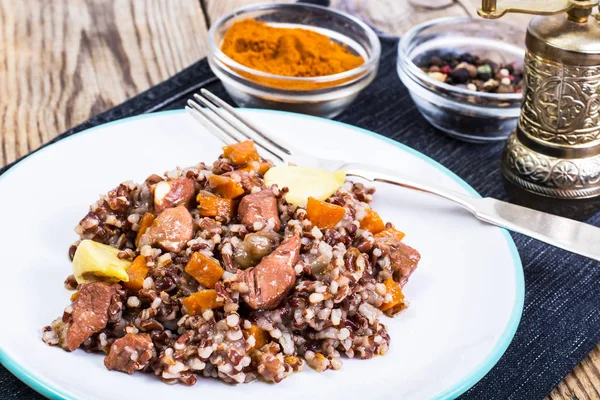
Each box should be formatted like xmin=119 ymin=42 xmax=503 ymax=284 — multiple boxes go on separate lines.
xmin=207 ymin=3 xmax=380 ymax=119
xmin=397 ymin=17 xmax=526 ymax=143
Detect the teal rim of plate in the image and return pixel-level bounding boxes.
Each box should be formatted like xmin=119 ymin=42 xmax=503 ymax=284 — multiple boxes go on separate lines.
xmin=0 ymin=108 xmax=524 ymax=400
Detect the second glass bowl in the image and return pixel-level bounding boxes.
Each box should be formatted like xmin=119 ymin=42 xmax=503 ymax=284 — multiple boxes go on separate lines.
xmin=398 ymin=17 xmax=526 ymax=143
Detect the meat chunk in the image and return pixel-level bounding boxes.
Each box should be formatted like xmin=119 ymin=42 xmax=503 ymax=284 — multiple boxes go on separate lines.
xmin=390 ymin=242 xmax=420 ymax=287
xmin=198 ymin=217 xmax=222 ymax=232
xmin=238 ymin=235 xmax=300 ymax=310
xmin=138 ymin=205 xmax=194 ymax=253
xmin=104 ymin=333 xmax=154 ymax=374
xmin=59 ymin=282 xmax=117 ymax=351
xmin=376 ymin=236 xmax=420 ymax=288
xmin=238 ymin=189 xmax=280 ymax=231
xmin=154 ymin=177 xmax=195 ymax=213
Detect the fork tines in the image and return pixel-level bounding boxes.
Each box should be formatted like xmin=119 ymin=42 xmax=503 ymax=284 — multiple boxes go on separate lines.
xmin=186 ymin=89 xmax=289 ymax=163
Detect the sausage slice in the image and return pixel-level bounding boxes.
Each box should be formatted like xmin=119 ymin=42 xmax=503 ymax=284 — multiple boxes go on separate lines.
xmin=389 ymin=242 xmax=420 ymax=287
xmin=59 ymin=282 xmax=117 ymax=351
xmin=376 ymin=236 xmax=421 ymax=288
xmin=238 ymin=189 xmax=280 ymax=230
xmin=138 ymin=205 xmax=194 ymax=253
xmin=154 ymin=177 xmax=195 ymax=213
xmin=238 ymin=235 xmax=300 ymax=310
xmin=104 ymin=333 xmax=154 ymax=374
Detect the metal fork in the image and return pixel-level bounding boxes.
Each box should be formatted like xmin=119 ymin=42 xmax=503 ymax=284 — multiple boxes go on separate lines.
xmin=186 ymin=88 xmax=600 ymax=262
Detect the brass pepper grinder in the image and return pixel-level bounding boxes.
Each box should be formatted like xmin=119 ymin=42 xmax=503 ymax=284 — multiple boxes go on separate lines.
xmin=479 ymin=0 xmax=600 ymax=199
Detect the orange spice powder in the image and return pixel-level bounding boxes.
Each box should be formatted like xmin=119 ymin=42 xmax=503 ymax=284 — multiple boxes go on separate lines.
xmin=220 ymin=19 xmax=365 ymax=87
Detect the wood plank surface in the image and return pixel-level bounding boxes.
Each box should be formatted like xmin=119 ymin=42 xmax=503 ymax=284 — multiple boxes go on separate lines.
xmin=204 ymin=0 xmax=295 ymax=21
xmin=0 ymin=0 xmax=597 ymax=398
xmin=0 ymin=0 xmax=208 ymax=166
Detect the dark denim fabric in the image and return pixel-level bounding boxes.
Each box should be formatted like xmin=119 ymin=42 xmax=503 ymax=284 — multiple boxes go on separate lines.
xmin=2 ymin=37 xmax=600 ymax=400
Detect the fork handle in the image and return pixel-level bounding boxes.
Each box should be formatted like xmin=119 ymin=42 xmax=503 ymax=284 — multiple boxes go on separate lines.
xmin=345 ymin=163 xmax=600 ymax=262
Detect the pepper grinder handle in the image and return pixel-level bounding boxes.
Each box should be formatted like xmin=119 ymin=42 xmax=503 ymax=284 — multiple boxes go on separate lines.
xmin=478 ymin=0 xmax=575 ymax=18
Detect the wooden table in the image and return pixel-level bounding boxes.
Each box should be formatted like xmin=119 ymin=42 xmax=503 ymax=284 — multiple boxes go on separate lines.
xmin=0 ymin=0 xmax=598 ymax=398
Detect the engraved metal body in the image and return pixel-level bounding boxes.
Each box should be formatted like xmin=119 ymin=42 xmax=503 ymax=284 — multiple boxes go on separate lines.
xmin=480 ymin=0 xmax=600 ymax=198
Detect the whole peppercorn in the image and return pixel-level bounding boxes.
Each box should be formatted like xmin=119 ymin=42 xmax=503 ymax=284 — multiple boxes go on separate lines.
xmin=498 ymin=84 xmax=515 ymax=94
xmin=477 ymin=64 xmax=492 ymax=77
xmin=455 ymin=62 xmax=478 ymax=78
xmin=474 ymin=80 xmax=485 ymax=91
xmin=429 ymin=56 xmax=442 ymax=67
xmin=449 ymin=68 xmax=470 ymax=84
xmin=428 ymin=72 xmax=447 ymax=82
xmin=482 ymin=79 xmax=499 ymax=92
xmin=483 ymin=59 xmax=497 ymax=71
xmin=458 ymin=52 xmax=474 ymax=64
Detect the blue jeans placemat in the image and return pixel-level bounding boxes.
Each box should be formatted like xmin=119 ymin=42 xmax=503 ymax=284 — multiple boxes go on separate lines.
xmin=2 ymin=35 xmax=600 ymax=400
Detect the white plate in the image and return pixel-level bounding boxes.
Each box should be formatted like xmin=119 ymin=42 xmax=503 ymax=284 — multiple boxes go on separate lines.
xmin=0 ymin=110 xmax=523 ymax=400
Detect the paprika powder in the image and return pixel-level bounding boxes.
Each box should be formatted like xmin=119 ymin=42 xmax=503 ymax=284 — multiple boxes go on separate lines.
xmin=220 ymin=19 xmax=365 ymax=90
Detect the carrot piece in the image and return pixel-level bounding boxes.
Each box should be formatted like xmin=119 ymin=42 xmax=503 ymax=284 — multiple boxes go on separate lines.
xmin=123 ymin=255 xmax=148 ymax=291
xmin=208 ymin=175 xmax=245 ymax=199
xmin=379 ymin=278 xmax=404 ymax=312
xmin=360 ymin=209 xmax=385 ymax=234
xmin=185 ymin=252 xmax=224 ymax=289
xmin=135 ymin=213 xmax=155 ymax=247
xmin=196 ymin=191 xmax=236 ymax=218
xmin=70 ymin=291 xmax=79 ymax=301
xmin=375 ymin=227 xmax=406 ymax=241
xmin=388 ymin=302 xmax=408 ymax=315
xmin=245 ymin=324 xmax=268 ymax=350
xmin=257 ymin=162 xmax=271 ymax=175
xmin=182 ymin=289 xmax=224 ymax=316
xmin=306 ymin=197 xmax=346 ymax=229
xmin=222 ymin=140 xmax=260 ymax=165
xmin=240 ymin=161 xmax=271 ymax=175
